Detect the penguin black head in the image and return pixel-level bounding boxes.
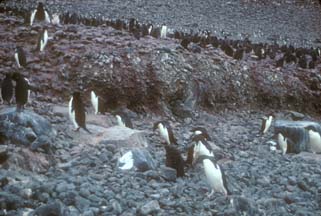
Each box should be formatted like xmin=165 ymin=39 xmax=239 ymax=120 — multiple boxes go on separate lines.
xmin=190 ymin=127 xmax=211 ymax=141
xmin=304 ymin=125 xmax=317 ymax=132
xmin=192 ymin=134 xmax=213 ymax=153
xmin=11 ymin=72 xmax=23 ymax=81
xmin=153 ymin=121 xmax=167 ymax=131
xmin=72 ymin=91 xmax=81 ymax=98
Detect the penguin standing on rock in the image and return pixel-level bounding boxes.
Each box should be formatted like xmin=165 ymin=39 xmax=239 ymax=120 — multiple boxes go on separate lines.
xmin=164 ymin=145 xmax=185 ymax=177
xmin=11 ymin=73 xmax=32 ymax=111
xmin=30 ymin=2 xmax=51 ymax=26
xmin=277 ymin=133 xmax=288 ymax=155
xmin=90 ymin=90 xmax=106 ymax=114
xmin=15 ymin=46 xmax=27 ymax=68
xmin=304 ymin=126 xmax=321 ymax=154
xmin=1 ymin=74 xmax=14 ymax=104
xmin=69 ymin=92 xmax=91 ymax=134
xmin=260 ymin=114 xmax=274 ymax=134
xmin=37 ymin=27 xmax=48 ymax=52
xmin=114 ymin=111 xmax=133 ymax=129
xmin=196 ymin=155 xmax=230 ymax=197
xmin=153 ymin=121 xmax=177 ymax=145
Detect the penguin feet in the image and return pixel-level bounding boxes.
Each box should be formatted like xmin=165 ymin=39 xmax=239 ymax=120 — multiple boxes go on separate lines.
xmin=74 ymin=127 xmax=80 ymax=132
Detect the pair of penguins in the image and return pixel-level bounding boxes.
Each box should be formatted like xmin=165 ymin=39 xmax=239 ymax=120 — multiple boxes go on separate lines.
xmin=0 ymin=73 xmax=34 ymax=111
xmin=154 ymin=121 xmax=230 ymax=197
xmin=261 ymin=114 xmax=321 ymax=154
xmin=14 ymin=2 xmax=50 ymax=69
xmin=68 ymin=91 xmax=133 ymax=134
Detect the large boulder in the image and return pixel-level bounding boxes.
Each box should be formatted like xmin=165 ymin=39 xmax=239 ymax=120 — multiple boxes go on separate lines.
xmin=0 ymin=108 xmax=57 ymax=153
xmin=117 ymin=148 xmax=156 ymax=172
xmin=274 ymin=120 xmax=321 ymax=153
xmin=98 ymin=126 xmax=148 ymax=148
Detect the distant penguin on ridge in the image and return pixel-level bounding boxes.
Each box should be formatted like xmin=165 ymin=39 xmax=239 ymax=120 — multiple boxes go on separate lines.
xmin=277 ymin=133 xmax=287 ymax=155
xmin=260 ymin=114 xmax=274 ymax=134
xmin=164 ymin=145 xmax=185 ymax=177
xmin=304 ymin=126 xmax=321 ymax=154
xmin=1 ymin=74 xmax=14 ymax=105
xmin=114 ymin=111 xmax=133 ymax=129
xmin=15 ymin=46 xmax=27 ymax=68
xmin=11 ymin=73 xmax=32 ymax=111
xmin=153 ymin=121 xmax=177 ymax=145
xmin=30 ymin=2 xmax=51 ymax=26
xmin=160 ymin=25 xmax=167 ymax=39
xmin=196 ymin=155 xmax=230 ymax=197
xmin=69 ymin=92 xmax=91 ymax=134
xmin=90 ymin=90 xmax=106 ymax=114
xmin=37 ymin=27 xmax=48 ymax=52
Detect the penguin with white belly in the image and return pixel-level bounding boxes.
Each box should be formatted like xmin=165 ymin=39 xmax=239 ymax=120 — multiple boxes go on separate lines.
xmin=304 ymin=126 xmax=321 ymax=154
xmin=153 ymin=121 xmax=177 ymax=145
xmin=196 ymin=155 xmax=230 ymax=198
xmin=69 ymin=91 xmax=91 ymax=134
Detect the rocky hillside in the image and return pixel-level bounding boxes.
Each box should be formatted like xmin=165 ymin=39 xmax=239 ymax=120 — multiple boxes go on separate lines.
xmin=1 ymin=7 xmax=321 ymax=216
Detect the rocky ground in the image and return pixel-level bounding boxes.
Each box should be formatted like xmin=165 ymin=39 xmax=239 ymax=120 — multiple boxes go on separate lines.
xmin=1 ymin=9 xmax=321 ymax=216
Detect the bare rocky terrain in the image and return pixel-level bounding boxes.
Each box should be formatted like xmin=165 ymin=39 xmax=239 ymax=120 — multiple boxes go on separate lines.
xmin=1 ymin=1 xmax=321 ymax=216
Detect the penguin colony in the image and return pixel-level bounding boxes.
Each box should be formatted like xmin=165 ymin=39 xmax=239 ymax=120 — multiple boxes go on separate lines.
xmin=1 ymin=1 xmax=321 ymax=200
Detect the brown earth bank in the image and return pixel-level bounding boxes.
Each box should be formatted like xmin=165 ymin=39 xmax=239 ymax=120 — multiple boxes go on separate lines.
xmin=1 ymin=13 xmax=321 ymax=117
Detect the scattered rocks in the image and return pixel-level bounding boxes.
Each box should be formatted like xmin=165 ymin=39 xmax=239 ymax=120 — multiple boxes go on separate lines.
xmin=138 ymin=200 xmax=160 ymax=215
xmin=160 ymin=166 xmax=177 ymax=182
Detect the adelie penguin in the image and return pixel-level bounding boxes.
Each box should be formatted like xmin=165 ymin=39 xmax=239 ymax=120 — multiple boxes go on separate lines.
xmin=196 ymin=155 xmax=230 ymax=197
xmin=260 ymin=114 xmax=274 ymax=135
xmin=30 ymin=2 xmax=51 ymax=26
xmin=37 ymin=27 xmax=48 ymax=52
xmin=277 ymin=133 xmax=288 ymax=155
xmin=164 ymin=145 xmax=185 ymax=177
xmin=160 ymin=24 xmax=167 ymax=39
xmin=1 ymin=74 xmax=14 ymax=105
xmin=191 ymin=134 xmax=214 ymax=162
xmin=304 ymin=126 xmax=321 ymax=154
xmin=114 ymin=111 xmax=133 ymax=129
xmin=90 ymin=90 xmax=106 ymax=114
xmin=15 ymin=46 xmax=27 ymax=68
xmin=11 ymin=73 xmax=33 ymax=111
xmin=69 ymin=92 xmax=91 ymax=134
xmin=153 ymin=121 xmax=177 ymax=145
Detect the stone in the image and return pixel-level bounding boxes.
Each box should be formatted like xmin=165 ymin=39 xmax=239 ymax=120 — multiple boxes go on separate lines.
xmin=139 ymin=200 xmax=160 ymax=215
xmin=0 ymin=108 xmax=56 ymax=152
xmin=160 ymin=166 xmax=177 ymax=182
xmin=117 ymin=148 xmax=156 ymax=172
xmin=0 ymin=191 xmax=31 ymax=210
xmin=32 ymin=202 xmax=62 ymax=216
xmin=99 ymin=126 xmax=148 ymax=148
